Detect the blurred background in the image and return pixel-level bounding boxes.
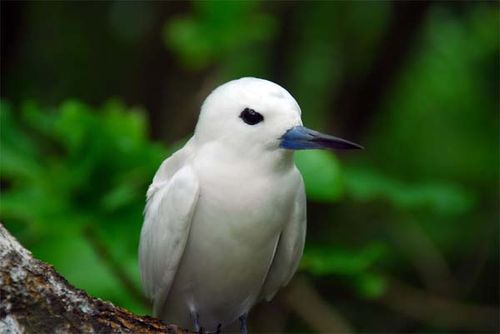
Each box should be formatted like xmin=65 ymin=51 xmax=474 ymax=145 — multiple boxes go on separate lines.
xmin=1 ymin=1 xmax=499 ymax=333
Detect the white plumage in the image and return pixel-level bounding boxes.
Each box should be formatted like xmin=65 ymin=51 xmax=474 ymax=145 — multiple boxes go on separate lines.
xmin=139 ymin=77 xmax=361 ymax=332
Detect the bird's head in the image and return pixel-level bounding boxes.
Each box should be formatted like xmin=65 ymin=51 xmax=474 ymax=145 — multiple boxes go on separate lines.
xmin=194 ymin=77 xmax=362 ymax=159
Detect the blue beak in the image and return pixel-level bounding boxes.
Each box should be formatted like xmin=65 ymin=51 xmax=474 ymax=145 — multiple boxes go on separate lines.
xmin=280 ymin=126 xmax=363 ymax=150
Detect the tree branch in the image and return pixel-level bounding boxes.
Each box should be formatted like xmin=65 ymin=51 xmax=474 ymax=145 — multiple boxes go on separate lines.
xmin=0 ymin=223 xmax=193 ymax=334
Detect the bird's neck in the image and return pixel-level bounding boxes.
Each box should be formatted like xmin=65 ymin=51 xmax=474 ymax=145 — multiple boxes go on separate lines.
xmin=195 ymin=140 xmax=295 ymax=174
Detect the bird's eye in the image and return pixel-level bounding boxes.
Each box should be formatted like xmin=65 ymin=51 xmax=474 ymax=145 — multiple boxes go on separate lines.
xmin=240 ymin=108 xmax=264 ymax=125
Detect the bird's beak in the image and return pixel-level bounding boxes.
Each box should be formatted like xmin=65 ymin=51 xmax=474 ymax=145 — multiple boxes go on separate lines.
xmin=280 ymin=126 xmax=363 ymax=150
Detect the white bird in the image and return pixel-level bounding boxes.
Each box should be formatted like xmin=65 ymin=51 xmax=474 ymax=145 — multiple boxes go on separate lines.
xmin=139 ymin=77 xmax=362 ymax=333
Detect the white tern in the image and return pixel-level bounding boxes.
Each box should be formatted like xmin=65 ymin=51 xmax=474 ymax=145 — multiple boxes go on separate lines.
xmin=139 ymin=77 xmax=362 ymax=333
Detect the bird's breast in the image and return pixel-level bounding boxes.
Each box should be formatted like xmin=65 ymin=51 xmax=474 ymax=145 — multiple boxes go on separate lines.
xmin=193 ymin=156 xmax=297 ymax=242
xmin=163 ymin=148 xmax=301 ymax=328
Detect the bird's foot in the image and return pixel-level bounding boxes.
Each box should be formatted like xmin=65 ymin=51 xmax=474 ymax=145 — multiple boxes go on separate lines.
xmin=201 ymin=323 xmax=221 ymax=334
xmin=191 ymin=311 xmax=202 ymax=333
xmin=239 ymin=314 xmax=248 ymax=334
xmin=191 ymin=312 xmax=222 ymax=334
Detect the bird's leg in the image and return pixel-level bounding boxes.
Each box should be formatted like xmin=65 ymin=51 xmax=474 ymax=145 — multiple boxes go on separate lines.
xmin=215 ymin=323 xmax=222 ymax=334
xmin=239 ymin=314 xmax=248 ymax=334
xmin=191 ymin=311 xmax=202 ymax=333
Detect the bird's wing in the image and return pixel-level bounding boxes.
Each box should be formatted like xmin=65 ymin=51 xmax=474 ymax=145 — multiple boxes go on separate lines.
xmin=139 ymin=145 xmax=200 ymax=315
xmin=259 ymin=176 xmax=307 ymax=302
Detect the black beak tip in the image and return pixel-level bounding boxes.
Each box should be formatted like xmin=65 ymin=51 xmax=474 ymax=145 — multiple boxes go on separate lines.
xmin=352 ymin=143 xmax=364 ymax=150
xmin=317 ymin=136 xmax=364 ymax=150
xmin=336 ymin=141 xmax=364 ymax=150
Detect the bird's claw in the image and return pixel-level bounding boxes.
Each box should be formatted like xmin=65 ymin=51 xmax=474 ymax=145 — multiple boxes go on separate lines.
xmin=203 ymin=323 xmax=222 ymax=334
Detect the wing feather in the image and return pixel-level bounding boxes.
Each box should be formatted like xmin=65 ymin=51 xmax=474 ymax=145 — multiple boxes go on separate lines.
xmin=139 ymin=146 xmax=199 ymax=315
xmin=259 ymin=176 xmax=307 ymax=301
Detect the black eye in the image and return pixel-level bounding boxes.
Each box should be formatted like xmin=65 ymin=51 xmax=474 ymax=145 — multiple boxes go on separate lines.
xmin=240 ymin=108 xmax=264 ymax=125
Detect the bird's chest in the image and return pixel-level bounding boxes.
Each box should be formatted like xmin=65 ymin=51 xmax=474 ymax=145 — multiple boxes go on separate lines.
xmin=193 ymin=161 xmax=296 ymax=242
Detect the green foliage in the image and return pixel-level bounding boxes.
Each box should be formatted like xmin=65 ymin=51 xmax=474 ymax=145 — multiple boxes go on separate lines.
xmin=369 ymin=5 xmax=498 ymax=184
xmin=2 ymin=2 xmax=498 ymax=331
xmin=353 ymin=272 xmax=387 ymax=299
xmin=164 ymin=1 xmax=276 ymax=70
xmin=286 ymin=3 xmax=389 ymax=129
xmin=295 ymin=150 xmax=343 ymax=202
xmin=354 ymin=4 xmax=498 ymax=256
xmin=301 ymin=242 xmax=388 ymax=298
xmin=344 ymin=167 xmax=475 ymax=216
xmin=0 ymin=99 xmax=166 ymax=313
xmin=301 ymin=242 xmax=387 ymax=276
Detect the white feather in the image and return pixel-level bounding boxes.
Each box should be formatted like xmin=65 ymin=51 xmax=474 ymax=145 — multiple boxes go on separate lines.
xmin=139 ymin=142 xmax=199 ymax=314
xmin=138 ymin=77 xmax=311 ymax=330
xmin=259 ymin=177 xmax=306 ymax=301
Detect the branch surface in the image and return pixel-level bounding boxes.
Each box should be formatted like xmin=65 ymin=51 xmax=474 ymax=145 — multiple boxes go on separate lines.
xmin=0 ymin=223 xmax=193 ymax=334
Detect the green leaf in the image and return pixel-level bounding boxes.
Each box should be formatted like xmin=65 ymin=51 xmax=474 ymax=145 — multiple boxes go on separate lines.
xmin=164 ymin=16 xmax=214 ymax=69
xmin=54 ymin=100 xmax=95 ymax=153
xmin=353 ymin=272 xmax=387 ymax=299
xmin=163 ymin=1 xmax=276 ymax=70
xmin=21 ymin=101 xmax=58 ymax=136
xmin=300 ymin=242 xmax=387 ymax=276
xmin=294 ymin=150 xmax=343 ymax=202
xmin=344 ymin=167 xmax=475 ymax=216
xmin=1 ymin=98 xmax=166 ymax=313
xmin=101 ymin=182 xmax=140 ymax=211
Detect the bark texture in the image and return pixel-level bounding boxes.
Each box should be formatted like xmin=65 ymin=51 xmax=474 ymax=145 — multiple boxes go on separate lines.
xmin=0 ymin=223 xmax=193 ymax=334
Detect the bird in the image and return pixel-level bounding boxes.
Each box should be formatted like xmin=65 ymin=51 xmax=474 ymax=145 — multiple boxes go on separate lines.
xmin=138 ymin=77 xmax=362 ymax=333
